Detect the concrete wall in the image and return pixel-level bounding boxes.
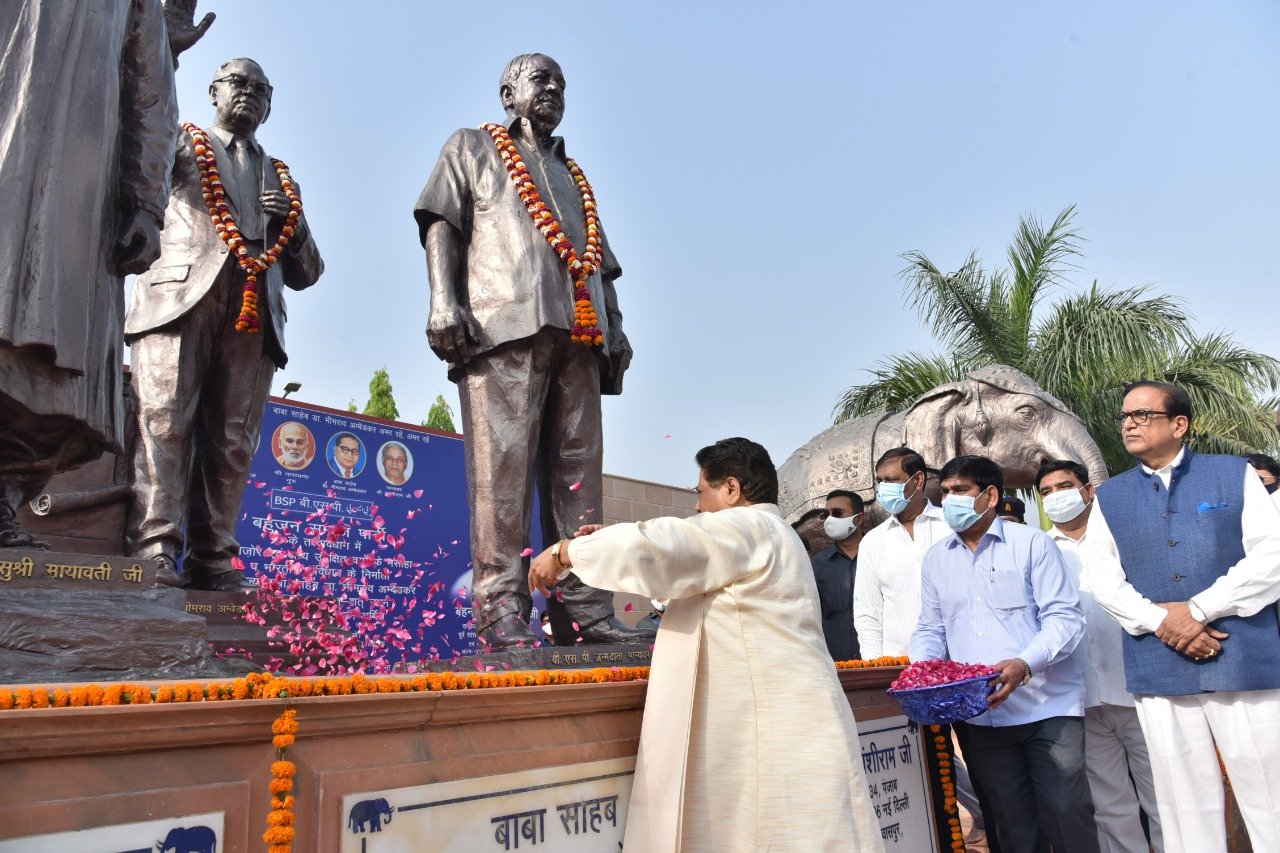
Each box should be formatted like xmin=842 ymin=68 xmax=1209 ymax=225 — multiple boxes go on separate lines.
xmin=600 ymin=475 xmax=698 ymax=626
xmin=0 ymin=669 xmax=905 ymax=850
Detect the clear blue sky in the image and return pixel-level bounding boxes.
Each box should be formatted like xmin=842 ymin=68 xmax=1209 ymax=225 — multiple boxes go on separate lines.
xmin=149 ymin=1 xmax=1280 ymax=488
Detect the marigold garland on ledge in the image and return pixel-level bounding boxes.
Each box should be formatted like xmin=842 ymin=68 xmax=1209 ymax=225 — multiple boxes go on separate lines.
xmin=481 ymin=122 xmax=604 ymax=346
xmin=835 ymin=655 xmax=909 ymax=669
xmin=0 ymin=667 xmax=653 ymax=711
xmin=183 ymin=122 xmax=302 ymax=333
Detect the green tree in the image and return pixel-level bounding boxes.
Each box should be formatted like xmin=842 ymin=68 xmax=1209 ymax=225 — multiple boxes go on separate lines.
xmin=362 ymin=367 xmax=399 ymax=421
xmin=834 ymin=206 xmax=1280 ymax=474
xmin=346 ymin=398 xmax=358 ymax=413
xmin=424 ymin=393 xmax=457 ymax=433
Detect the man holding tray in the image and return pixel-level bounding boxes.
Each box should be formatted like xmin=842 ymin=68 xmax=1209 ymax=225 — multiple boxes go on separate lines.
xmin=910 ymin=454 xmax=1096 ymax=853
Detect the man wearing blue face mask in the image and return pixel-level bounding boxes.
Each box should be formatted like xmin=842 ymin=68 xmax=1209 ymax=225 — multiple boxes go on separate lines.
xmin=912 ymin=454 xmax=1096 ymax=853
xmin=1038 ymin=460 xmax=1163 ymax=853
xmin=853 ymin=447 xmax=951 ymax=659
xmin=809 ymin=489 xmax=865 ymax=661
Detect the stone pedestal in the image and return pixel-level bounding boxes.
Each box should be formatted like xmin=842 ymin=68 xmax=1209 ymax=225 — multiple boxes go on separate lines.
xmin=0 ymin=550 xmax=250 ymax=682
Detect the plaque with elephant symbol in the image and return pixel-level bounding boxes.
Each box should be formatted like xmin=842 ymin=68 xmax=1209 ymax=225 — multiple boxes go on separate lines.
xmin=0 ymin=812 xmax=222 ymax=853
xmin=341 ymin=757 xmax=633 ymax=852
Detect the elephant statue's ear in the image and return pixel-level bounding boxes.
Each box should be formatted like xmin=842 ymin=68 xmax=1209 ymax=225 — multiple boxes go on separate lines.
xmin=902 ymin=380 xmax=967 ymax=467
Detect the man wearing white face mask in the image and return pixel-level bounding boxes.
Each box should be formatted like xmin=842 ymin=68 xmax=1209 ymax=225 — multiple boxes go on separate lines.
xmin=810 ymin=489 xmax=865 ymax=661
xmin=1038 ymin=460 xmax=1164 ymax=853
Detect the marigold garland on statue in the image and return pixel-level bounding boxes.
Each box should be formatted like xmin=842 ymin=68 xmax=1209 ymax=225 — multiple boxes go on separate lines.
xmin=183 ymin=122 xmax=302 ymax=333
xmin=481 ymin=122 xmax=604 ymax=346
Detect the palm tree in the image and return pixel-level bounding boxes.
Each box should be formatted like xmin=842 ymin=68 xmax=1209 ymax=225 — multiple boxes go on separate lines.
xmin=834 ymin=206 xmax=1280 ymax=474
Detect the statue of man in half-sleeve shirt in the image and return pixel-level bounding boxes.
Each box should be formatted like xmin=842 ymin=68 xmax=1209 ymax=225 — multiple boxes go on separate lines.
xmin=413 ymin=54 xmax=651 ymax=648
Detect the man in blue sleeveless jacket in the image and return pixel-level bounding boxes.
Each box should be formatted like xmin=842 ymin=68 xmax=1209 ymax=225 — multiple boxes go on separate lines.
xmin=1083 ymin=380 xmax=1280 ymax=852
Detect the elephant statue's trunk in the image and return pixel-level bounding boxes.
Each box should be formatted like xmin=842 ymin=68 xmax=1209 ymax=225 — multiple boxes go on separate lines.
xmin=1044 ymin=416 xmax=1110 ymax=486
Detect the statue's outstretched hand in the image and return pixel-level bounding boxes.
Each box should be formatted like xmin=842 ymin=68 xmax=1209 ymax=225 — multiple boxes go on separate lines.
xmin=116 ymin=211 xmax=162 ymax=276
xmin=427 ymin=303 xmax=481 ymax=366
xmin=163 ymin=0 xmax=215 ymax=64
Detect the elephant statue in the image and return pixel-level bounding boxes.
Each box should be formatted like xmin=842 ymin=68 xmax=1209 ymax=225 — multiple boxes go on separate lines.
xmin=156 ymin=825 xmax=217 ymax=853
xmin=779 ymin=365 xmax=1109 ymax=532
xmin=348 ymin=797 xmax=394 ymax=833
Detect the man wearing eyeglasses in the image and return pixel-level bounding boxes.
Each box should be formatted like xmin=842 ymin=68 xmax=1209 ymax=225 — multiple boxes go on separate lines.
xmin=330 ymin=434 xmax=362 ymax=479
xmin=125 ymin=58 xmax=323 ymax=592
xmin=1082 ymin=380 xmax=1280 ymax=851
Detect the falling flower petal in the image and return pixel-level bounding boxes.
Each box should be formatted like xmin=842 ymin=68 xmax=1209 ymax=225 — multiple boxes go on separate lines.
xmin=623 ymin=602 xmax=634 ymax=612
xmin=569 ymin=481 xmax=581 ymax=492
xmin=413 ymin=489 xmax=424 ymax=498
xmin=520 ymin=547 xmax=534 ymax=557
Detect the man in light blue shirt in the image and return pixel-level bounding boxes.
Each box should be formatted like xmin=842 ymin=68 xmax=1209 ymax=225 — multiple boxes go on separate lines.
xmin=911 ymin=455 xmax=1096 ymax=853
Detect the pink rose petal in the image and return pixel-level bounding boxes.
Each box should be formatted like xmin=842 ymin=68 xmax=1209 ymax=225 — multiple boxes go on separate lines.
xmin=623 ymin=602 xmax=634 ymax=612
xmin=569 ymin=481 xmax=582 ymax=491
xmin=520 ymin=547 xmax=534 ymax=557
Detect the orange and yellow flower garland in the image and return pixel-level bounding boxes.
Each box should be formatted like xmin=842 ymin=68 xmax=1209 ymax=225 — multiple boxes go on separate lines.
xmin=264 ymin=709 xmax=299 ymax=852
xmin=930 ymin=724 xmax=965 ymax=851
xmin=183 ymin=122 xmax=302 ymax=333
xmin=0 ymin=667 xmax=651 ymax=710
xmin=835 ymin=655 xmax=909 ymax=670
xmin=481 ymin=122 xmax=604 ymax=346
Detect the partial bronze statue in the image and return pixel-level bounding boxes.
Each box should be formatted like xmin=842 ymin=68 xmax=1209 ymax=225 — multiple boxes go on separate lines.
xmin=125 ymin=57 xmax=324 ymax=590
xmin=414 ymin=54 xmax=648 ymax=648
xmin=779 ymin=365 xmax=1110 ymax=529
xmin=0 ymin=0 xmax=215 ymax=549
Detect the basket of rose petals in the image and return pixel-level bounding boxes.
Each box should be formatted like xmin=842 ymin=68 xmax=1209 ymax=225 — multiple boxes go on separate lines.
xmin=887 ymin=660 xmax=999 ymax=724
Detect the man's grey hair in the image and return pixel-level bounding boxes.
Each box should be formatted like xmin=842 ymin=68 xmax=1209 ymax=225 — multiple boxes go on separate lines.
xmin=382 ymin=442 xmax=408 ymax=460
xmin=499 ymin=53 xmax=559 ymax=99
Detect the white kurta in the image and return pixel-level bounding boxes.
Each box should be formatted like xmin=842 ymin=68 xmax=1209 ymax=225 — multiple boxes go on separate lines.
xmin=567 ymin=503 xmax=883 ymax=852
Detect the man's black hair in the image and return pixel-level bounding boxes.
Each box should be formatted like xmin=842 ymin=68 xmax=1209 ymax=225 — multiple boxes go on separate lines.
xmin=1247 ymin=453 xmax=1280 ymax=479
xmin=1123 ymin=380 xmax=1193 ymax=425
xmin=695 ymin=437 xmax=779 ymax=504
xmin=334 ymin=432 xmax=359 ymax=447
xmin=938 ymin=455 xmax=1003 ymax=493
xmin=875 ymin=446 xmax=926 ymax=477
xmin=825 ymin=489 xmax=865 ymax=513
xmin=1035 ymin=459 xmax=1091 ymax=489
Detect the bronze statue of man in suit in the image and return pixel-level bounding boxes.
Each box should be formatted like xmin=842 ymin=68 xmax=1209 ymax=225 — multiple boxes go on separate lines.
xmin=414 ymin=54 xmax=650 ymax=648
xmin=125 ymin=58 xmax=324 ymax=590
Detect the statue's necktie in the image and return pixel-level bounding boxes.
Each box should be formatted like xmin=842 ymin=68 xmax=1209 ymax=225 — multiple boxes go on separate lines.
xmin=228 ymin=139 xmax=262 ymax=240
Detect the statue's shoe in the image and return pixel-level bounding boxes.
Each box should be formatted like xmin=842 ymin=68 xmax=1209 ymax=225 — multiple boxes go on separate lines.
xmin=187 ymin=569 xmax=255 ymax=593
xmin=576 ymin=617 xmax=656 ymax=645
xmin=0 ymin=502 xmax=47 ymax=549
xmin=152 ymin=554 xmax=182 ymax=587
xmin=477 ymin=615 xmax=544 ymax=650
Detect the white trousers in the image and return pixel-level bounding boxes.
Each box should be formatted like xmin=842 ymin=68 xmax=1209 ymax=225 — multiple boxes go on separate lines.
xmin=1134 ymin=690 xmax=1280 ymax=853
xmin=1084 ymin=703 xmax=1163 ymax=853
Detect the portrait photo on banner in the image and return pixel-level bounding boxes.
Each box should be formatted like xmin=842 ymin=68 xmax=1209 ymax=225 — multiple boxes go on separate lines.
xmin=327 ymin=431 xmax=367 ymax=479
xmin=272 ymin=421 xmax=316 ymax=472
xmin=377 ymin=441 xmax=414 ymax=486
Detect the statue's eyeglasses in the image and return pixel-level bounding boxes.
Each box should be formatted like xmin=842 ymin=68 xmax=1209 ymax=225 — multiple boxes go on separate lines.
xmin=213 ymin=74 xmax=272 ymax=97
xmin=1113 ymin=409 xmax=1170 ymax=426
